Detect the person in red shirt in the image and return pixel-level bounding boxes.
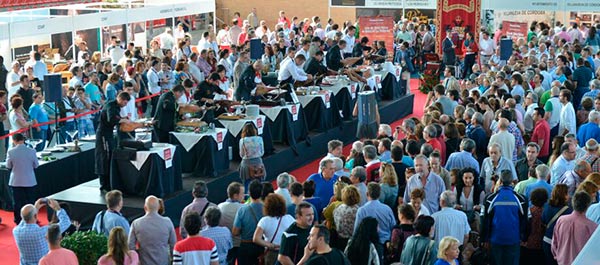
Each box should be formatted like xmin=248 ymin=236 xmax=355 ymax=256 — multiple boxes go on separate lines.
xmin=531 ymin=107 xmax=551 ymax=163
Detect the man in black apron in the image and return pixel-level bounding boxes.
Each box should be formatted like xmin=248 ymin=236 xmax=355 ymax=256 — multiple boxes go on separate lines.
xmin=95 ymin=92 xmax=131 ymax=193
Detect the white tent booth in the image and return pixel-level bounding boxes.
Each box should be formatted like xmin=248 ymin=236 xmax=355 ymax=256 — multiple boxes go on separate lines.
xmin=0 ymin=0 xmax=215 ymax=66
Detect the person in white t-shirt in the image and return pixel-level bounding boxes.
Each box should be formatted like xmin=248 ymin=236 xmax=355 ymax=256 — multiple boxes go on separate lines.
xmin=6 ymin=61 xmax=21 ymax=103
xmin=120 ymin=81 xmax=137 ymax=121
xmin=253 ymin=194 xmax=295 ymax=265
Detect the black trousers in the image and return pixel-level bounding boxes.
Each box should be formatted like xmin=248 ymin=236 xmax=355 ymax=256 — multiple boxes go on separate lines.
xmin=227 ymin=246 xmax=239 ymax=265
xmin=463 ymin=53 xmax=476 ymax=79
xmin=238 ymin=242 xmax=264 ymax=265
xmin=150 ymin=96 xmax=160 ymax=117
xmin=11 ymin=186 xmax=36 ymax=224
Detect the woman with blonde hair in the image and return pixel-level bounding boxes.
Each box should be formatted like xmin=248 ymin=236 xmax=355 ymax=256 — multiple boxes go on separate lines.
xmin=379 ymin=162 xmax=398 ymax=210
xmin=585 ymin=172 xmax=600 ymax=201
xmin=98 ymin=227 xmax=139 ymax=265
xmin=434 ymin=236 xmax=460 ymax=265
xmin=577 ymin=181 xmax=599 ymax=203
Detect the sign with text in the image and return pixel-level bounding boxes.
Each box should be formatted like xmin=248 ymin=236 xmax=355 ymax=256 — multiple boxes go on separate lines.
xmin=358 ymin=16 xmax=395 ymax=56
xmin=502 ymin=21 xmax=528 ymax=41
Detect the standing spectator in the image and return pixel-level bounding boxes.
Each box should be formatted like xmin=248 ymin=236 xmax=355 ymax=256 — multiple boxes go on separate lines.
xmin=92 ymin=190 xmax=130 ymax=237
xmin=202 ymin=207 xmax=233 ymax=265
xmin=253 ymin=194 xmax=294 ymax=265
xmin=278 ymin=202 xmax=314 ymax=265
xmin=0 ymin=56 xmax=7 ymax=92
xmin=297 ymin=224 xmax=351 ymax=265
xmin=232 ymin=180 xmax=264 ymax=265
xmin=275 ymin=173 xmax=293 ymax=205
xmin=455 ymin=168 xmax=484 ymax=230
xmin=7 ymin=133 xmax=38 ymax=224
xmin=400 ymin=215 xmax=438 ymax=265
xmin=480 ymin=143 xmax=518 ymax=193
xmin=173 ymin=212 xmax=219 ymax=265
xmin=541 ymin=184 xmax=571 ymax=265
xmin=531 ymin=107 xmax=551 ymax=163
xmin=247 ymin=8 xmax=259 ymax=29
xmin=524 ymin=165 xmax=553 ymax=202
xmin=217 ymin=182 xmax=244 ymax=265
xmin=441 ymin=29 xmax=456 ymax=70
xmin=13 ymin=199 xmax=71 ymax=265
xmin=579 ymin=139 xmax=600 ymax=173
xmin=16 ymin=75 xmax=34 ymax=112
xmin=39 ymin=224 xmax=78 ymax=265
xmin=434 ymin=236 xmax=461 ymax=265
xmin=319 ymin=140 xmax=343 ymax=172
xmin=431 ymin=191 xmax=470 ymax=246
xmin=74 ymin=87 xmax=95 ymax=137
xmin=577 ymin=110 xmax=600 ymax=146
xmin=551 ymin=192 xmax=598 ymax=265
xmin=308 ymin=158 xmax=340 ymax=208
xmin=403 ymin=155 xmax=446 ymax=213
xmin=445 ymin=138 xmax=480 ymax=174
xmin=239 ymin=123 xmax=265 ymax=189
xmin=462 ymin=32 xmax=478 ymax=79
xmin=128 ymin=196 xmax=176 ymax=265
xmin=488 ymin=118 xmax=515 ymax=161
xmin=387 ymin=204 xmax=417 ymax=263
xmin=520 ymin=188 xmax=548 ymax=264
xmin=98 ymin=227 xmax=139 ymax=265
xmin=345 ymin=217 xmax=380 ymax=265
xmin=180 ymin=181 xmax=216 ymax=238
xmin=363 ymin=145 xmax=382 ymax=182
xmin=558 ymin=89 xmax=576 ymax=136
xmin=557 ymin=160 xmax=592 ymax=197
xmin=482 ymin=170 xmax=528 ymax=265
xmin=354 ymin=183 xmax=395 ymax=261
xmin=333 ymin=186 xmax=361 ymax=250
xmin=28 ymin=93 xmax=49 ymax=151
xmin=550 ymin=142 xmax=577 ymax=185
xmin=6 ymin=61 xmax=21 ymax=100
xmin=379 ymin=162 xmax=399 ymax=211
xmin=514 ymin=143 xmax=543 ymax=183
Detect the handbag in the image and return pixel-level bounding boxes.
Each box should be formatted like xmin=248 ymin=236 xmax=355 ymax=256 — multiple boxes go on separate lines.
xmin=248 ymin=164 xmax=266 ymax=179
xmin=258 ymin=217 xmax=283 ymax=265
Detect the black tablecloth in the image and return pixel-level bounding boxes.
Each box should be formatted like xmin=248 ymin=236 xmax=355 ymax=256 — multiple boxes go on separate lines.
xmin=380 ymin=74 xmax=406 ymax=100
xmin=331 ymin=87 xmax=356 ymax=121
xmin=110 ymin=147 xmax=182 ymax=198
xmin=262 ymin=105 xmax=310 ymax=155
xmin=216 ymin=119 xmax=275 ymax=161
xmin=0 ymin=143 xmax=96 ymax=210
xmin=169 ymin=133 xmax=229 ymax=178
xmin=303 ymin=96 xmax=342 ymax=132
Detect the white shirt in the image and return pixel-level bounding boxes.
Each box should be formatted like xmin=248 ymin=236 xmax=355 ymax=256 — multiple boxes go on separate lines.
xmin=32 ymin=61 xmax=48 ymax=81
xmin=550 ymin=155 xmax=575 ymax=185
xmin=6 ymin=71 xmax=20 ymax=100
xmin=188 ymin=60 xmax=204 ymax=83
xmin=277 ymin=59 xmax=307 ymax=82
xmin=108 ymin=46 xmax=125 ymax=65
xmin=432 ymin=207 xmax=471 ymax=245
xmin=160 ymin=33 xmax=175 ymax=50
xmin=147 ymin=68 xmax=161 ymax=94
xmin=256 ymin=215 xmax=295 ymax=245
xmin=489 ymin=130 xmax=515 ymax=160
xmin=524 ymin=103 xmax=538 ymax=133
xmin=479 ymin=37 xmax=495 ymax=56
xmin=120 ymin=94 xmax=137 ymax=121
xmin=559 ymin=102 xmax=576 ymax=135
xmin=343 ymin=34 xmax=355 ymax=54
xmin=326 ymin=30 xmax=338 ymax=40
xmin=546 ymin=97 xmax=562 ymax=128
xmin=296 ymin=48 xmax=310 ymax=60
xmin=68 ymin=76 xmax=83 ymax=88
xmin=173 ymin=28 xmax=186 ymax=40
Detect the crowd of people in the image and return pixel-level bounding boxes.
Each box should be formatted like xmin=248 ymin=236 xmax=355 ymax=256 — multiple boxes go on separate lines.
xmin=3 ymin=5 xmax=600 ymax=265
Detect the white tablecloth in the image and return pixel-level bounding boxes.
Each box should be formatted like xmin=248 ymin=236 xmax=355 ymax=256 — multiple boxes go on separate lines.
xmin=170 ymin=128 xmax=227 ymax=152
xmin=323 ymin=81 xmax=358 ymax=99
xmin=129 ymin=143 xmax=177 ymax=171
xmin=297 ymin=91 xmax=331 ymax=109
xmin=218 ymin=115 xmax=266 ymax=137
xmin=260 ymin=103 xmax=300 ymax=122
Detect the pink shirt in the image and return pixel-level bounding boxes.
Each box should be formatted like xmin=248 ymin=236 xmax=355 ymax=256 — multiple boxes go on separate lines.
xmin=97 ymin=251 xmax=140 ymax=265
xmin=39 ymin=248 xmax=79 ymax=265
xmin=551 ymin=212 xmax=597 ymax=265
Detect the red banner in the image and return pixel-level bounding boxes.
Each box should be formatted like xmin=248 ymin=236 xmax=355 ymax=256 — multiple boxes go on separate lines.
xmin=358 ymin=16 xmax=395 ymax=56
xmin=502 ymin=21 xmax=528 ymax=41
xmin=0 ymin=0 xmax=101 ymax=12
xmin=436 ymin=0 xmax=481 ymax=57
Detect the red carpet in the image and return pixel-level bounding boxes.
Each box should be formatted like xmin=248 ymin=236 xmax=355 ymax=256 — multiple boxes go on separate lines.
xmin=0 ymin=79 xmax=425 ymax=264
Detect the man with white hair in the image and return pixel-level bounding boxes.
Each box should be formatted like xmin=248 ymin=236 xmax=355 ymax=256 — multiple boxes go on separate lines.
xmin=431 ymin=191 xmax=470 ymax=246
xmin=578 ymin=139 xmax=600 ymax=172
xmin=582 ymin=79 xmax=600 ymax=102
xmin=378 ymin=124 xmax=393 ymax=140
xmin=403 ymin=155 xmax=446 ymax=213
xmin=308 ymin=158 xmax=340 ymax=208
xmin=523 ymin=92 xmax=539 ymax=133
xmin=524 ymin=164 xmax=553 ymax=202
xmin=577 ymin=111 xmax=600 ymax=146
xmin=129 ymin=195 xmax=177 ymax=265
xmin=332 ymin=157 xmax=348 ymax=177
xmin=480 ymin=143 xmax=518 ymax=193
xmin=275 ymin=173 xmax=293 ymax=205
xmin=488 ymin=118 xmax=515 ymax=160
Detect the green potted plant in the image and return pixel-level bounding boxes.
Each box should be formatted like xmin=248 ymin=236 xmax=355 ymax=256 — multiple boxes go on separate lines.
xmin=61 ymin=230 xmax=107 ymax=265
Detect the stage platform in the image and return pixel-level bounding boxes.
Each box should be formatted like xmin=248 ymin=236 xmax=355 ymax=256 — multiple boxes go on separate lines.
xmin=50 ymin=94 xmax=414 ymax=228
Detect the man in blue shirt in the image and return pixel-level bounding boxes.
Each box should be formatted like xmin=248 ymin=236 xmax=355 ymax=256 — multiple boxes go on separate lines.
xmin=524 ymin=164 xmax=553 ymax=202
xmin=13 ymin=198 xmax=71 ymax=265
xmin=354 ymin=183 xmax=395 ymax=264
xmin=91 ymin=190 xmax=130 ymax=236
xmin=233 ymin=180 xmax=264 ymax=265
xmin=445 ymin=138 xmax=480 ymax=174
xmin=28 ymin=93 xmax=50 ymax=151
xmin=307 ymin=158 xmax=339 ymax=208
xmin=577 ymin=111 xmax=600 ymax=147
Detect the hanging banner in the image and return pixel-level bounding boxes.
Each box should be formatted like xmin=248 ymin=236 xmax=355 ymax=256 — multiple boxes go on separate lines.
xmin=358 ymin=16 xmax=395 ymax=56
xmin=436 ymin=0 xmax=482 ymax=57
xmin=502 ymin=21 xmax=528 ymax=41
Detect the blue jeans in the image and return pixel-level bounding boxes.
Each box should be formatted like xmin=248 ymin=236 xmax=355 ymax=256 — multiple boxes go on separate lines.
xmin=491 ymin=243 xmax=520 ymax=265
xmin=78 ymin=118 xmax=95 ymax=137
xmin=31 ymin=129 xmax=48 ymax=151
